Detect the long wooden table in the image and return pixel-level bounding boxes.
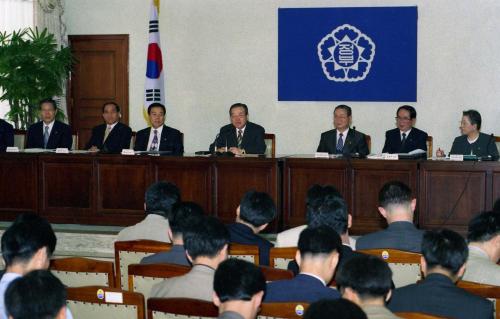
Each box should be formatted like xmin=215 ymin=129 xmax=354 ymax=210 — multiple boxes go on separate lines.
xmin=0 ymin=153 xmax=498 ymax=235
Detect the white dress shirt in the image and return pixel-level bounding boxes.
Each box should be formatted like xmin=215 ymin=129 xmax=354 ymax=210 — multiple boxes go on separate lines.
xmin=147 ymin=125 xmax=164 ymax=150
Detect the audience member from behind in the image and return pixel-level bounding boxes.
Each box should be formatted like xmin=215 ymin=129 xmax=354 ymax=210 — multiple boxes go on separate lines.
xmin=356 ymin=181 xmax=423 ymax=252
xmin=0 ymin=119 xmax=14 ymax=152
xmin=141 ymin=202 xmax=205 ymax=266
xmin=150 ymin=216 xmax=230 ymax=301
xmin=5 ymin=270 xmax=67 ymax=319
xmin=337 ymin=255 xmax=400 ymax=319
xmin=213 ymin=259 xmax=266 ymax=319
xmin=117 ymin=181 xmax=180 ymax=242
xmin=463 ymin=210 xmax=500 ymax=285
xmin=264 ymin=226 xmax=342 ymax=303
xmin=227 ymin=190 xmax=276 ymax=266
xmin=304 ymin=299 xmax=367 ymax=319
xmin=388 ymin=229 xmax=493 ymax=319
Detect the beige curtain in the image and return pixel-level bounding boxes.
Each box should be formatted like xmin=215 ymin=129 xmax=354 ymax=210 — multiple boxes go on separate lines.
xmin=34 ymin=0 xmax=69 ymax=120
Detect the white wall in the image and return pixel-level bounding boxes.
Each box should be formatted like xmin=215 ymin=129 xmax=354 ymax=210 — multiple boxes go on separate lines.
xmin=65 ymin=0 xmax=500 ymax=154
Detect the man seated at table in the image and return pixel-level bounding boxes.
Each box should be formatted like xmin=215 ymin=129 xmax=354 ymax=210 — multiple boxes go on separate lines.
xmin=134 ymin=103 xmax=183 ymax=155
xmin=382 ymin=105 xmax=428 ymax=154
xmin=213 ymin=259 xmax=266 ymax=319
xmin=264 ymin=226 xmax=341 ymax=303
xmin=356 ymin=181 xmax=423 ymax=253
xmin=85 ymin=101 xmax=132 ymax=153
xmin=337 ymin=255 xmax=400 ymax=319
xmin=141 ymin=202 xmax=204 ymax=266
xmin=26 ymin=98 xmax=72 ymax=149
xmin=462 ymin=210 xmax=500 ymax=285
xmin=436 ymin=109 xmax=499 ymax=159
xmin=211 ymin=103 xmax=266 ymax=155
xmin=227 ymin=191 xmax=276 ymax=266
xmin=0 ymin=119 xmax=14 ymax=152
xmin=317 ymin=104 xmax=369 ymax=156
xmin=116 ymin=181 xmax=180 ymax=243
xmin=388 ymin=229 xmax=494 ymax=319
xmin=150 ymin=216 xmax=229 ymax=301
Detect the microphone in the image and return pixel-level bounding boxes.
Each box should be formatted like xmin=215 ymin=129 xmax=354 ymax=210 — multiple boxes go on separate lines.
xmin=209 ymin=132 xmax=220 ymax=154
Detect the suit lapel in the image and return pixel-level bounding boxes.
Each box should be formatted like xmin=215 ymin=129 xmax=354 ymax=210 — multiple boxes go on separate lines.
xmin=344 ymin=129 xmax=355 ymax=153
xmin=47 ymin=122 xmax=58 ymax=148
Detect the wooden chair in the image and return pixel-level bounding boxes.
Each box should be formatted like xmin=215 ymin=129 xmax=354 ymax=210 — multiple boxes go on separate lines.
xmin=457 ymin=280 xmax=500 ymax=319
xmin=114 ymin=240 xmax=172 ymax=289
xmin=395 ymin=312 xmax=449 ymax=319
xmin=147 ymin=298 xmax=218 ymax=319
xmin=50 ymin=257 xmax=116 ymax=288
xmin=66 ymin=285 xmax=145 ymax=319
xmin=128 ymin=263 xmax=190 ymax=301
xmin=357 ymin=249 xmax=422 ymax=288
xmin=365 ymin=134 xmax=372 ymax=154
xmin=258 ymin=302 xmax=309 ymax=319
xmin=72 ymin=133 xmax=78 ymax=150
xmin=13 ymin=129 xmax=26 ymax=149
xmin=264 ymin=133 xmax=276 ymax=157
xmin=229 ymin=243 xmax=260 ymax=265
xmin=426 ymin=136 xmax=433 ymax=158
xmin=269 ymin=247 xmax=297 ymax=270
xmin=260 ymin=266 xmax=294 ymax=282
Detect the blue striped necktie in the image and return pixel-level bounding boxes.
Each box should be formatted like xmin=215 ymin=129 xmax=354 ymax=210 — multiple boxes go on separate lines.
xmin=336 ymin=133 xmax=344 ymax=153
xmin=43 ymin=126 xmax=50 ymax=148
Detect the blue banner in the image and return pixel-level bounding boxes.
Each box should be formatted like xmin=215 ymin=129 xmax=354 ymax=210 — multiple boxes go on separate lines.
xmin=278 ymin=7 xmax=417 ymax=102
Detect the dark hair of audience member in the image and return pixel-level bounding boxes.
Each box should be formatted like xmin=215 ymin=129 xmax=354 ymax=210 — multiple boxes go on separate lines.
xmin=1 ymin=213 xmax=56 ymax=267
xmin=378 ymin=181 xmax=412 ymax=208
xmin=422 ymin=229 xmax=468 ymax=275
xmin=467 ymin=210 xmax=500 ymax=243
xmin=306 ymin=184 xmax=342 ymax=224
xmin=307 ymin=195 xmax=349 ymax=235
xmin=183 ymin=216 xmax=229 ymax=259
xmin=336 ymin=254 xmax=393 ymax=300
xmin=144 ymin=181 xmax=180 ymax=219
xmin=5 ymin=270 xmax=66 ymax=319
xmin=304 ymin=298 xmax=367 ymax=319
xmin=214 ymin=258 xmax=266 ymax=302
xmin=169 ymin=202 xmax=205 ymax=237
xmin=298 ymin=225 xmax=342 ymax=258
xmin=239 ymin=190 xmax=276 ymax=227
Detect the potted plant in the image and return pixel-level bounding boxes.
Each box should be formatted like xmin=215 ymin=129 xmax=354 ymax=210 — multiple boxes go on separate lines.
xmin=0 ymin=27 xmax=72 ymax=129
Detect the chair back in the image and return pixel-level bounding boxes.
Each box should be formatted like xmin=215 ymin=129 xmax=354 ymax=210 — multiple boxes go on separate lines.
xmin=66 ymin=285 xmax=145 ymax=319
xmin=365 ymin=135 xmax=372 ymax=153
xmin=457 ymin=280 xmax=500 ymax=319
xmin=258 ymin=302 xmax=309 ymax=319
xmin=269 ymin=247 xmax=296 ymax=270
xmin=13 ymin=129 xmax=26 ymax=149
xmin=260 ymin=266 xmax=294 ymax=282
xmin=50 ymin=257 xmax=115 ymax=288
xmin=229 ymin=243 xmax=260 ymax=265
xmin=395 ymin=312 xmax=449 ymax=319
xmin=147 ymin=298 xmax=218 ymax=319
xmin=128 ymin=263 xmax=190 ymax=301
xmin=264 ymin=133 xmax=276 ymax=157
xmin=426 ymin=136 xmax=433 ymax=158
xmin=115 ymin=240 xmax=172 ymax=289
xmin=357 ymin=249 xmax=422 ymax=288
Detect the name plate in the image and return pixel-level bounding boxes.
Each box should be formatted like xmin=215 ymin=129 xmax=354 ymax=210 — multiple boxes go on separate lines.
xmin=450 ymin=154 xmax=464 ymax=161
xmin=121 ymin=149 xmax=135 ymax=155
xmin=55 ymin=148 xmax=69 ymax=154
xmin=104 ymin=291 xmax=123 ymax=304
xmin=383 ymin=153 xmax=399 ymax=160
xmin=6 ymin=147 xmax=19 ymax=153
xmin=314 ymin=152 xmax=330 ymax=158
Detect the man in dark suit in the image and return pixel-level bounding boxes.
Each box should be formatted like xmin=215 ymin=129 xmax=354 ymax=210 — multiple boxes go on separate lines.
xmin=26 ymin=98 xmax=72 ymax=149
xmin=134 ymin=103 xmax=183 ymax=155
xmin=212 ymin=103 xmax=266 ymax=155
xmin=0 ymin=119 xmax=14 ymax=152
xmin=388 ymin=229 xmax=494 ymax=319
xmin=85 ymin=102 xmax=132 ymax=153
xmin=264 ymin=226 xmax=342 ymax=303
xmin=382 ymin=105 xmax=428 ymax=154
xmin=356 ymin=181 xmax=423 ymax=253
xmin=227 ymin=191 xmax=276 ymax=266
xmin=141 ymin=202 xmax=204 ymax=266
xmin=317 ymin=105 xmax=369 ymax=156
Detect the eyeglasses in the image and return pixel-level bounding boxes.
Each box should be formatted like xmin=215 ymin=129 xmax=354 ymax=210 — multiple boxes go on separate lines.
xmin=395 ymin=116 xmax=411 ymax=121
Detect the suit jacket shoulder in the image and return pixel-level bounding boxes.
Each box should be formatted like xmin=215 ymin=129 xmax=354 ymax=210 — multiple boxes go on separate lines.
xmin=275 ymin=225 xmax=307 ymax=248
xmin=356 ymin=222 xmax=423 ymax=253
xmin=264 ymin=274 xmax=340 ymax=303
xmin=0 ymin=120 xmax=14 ymax=151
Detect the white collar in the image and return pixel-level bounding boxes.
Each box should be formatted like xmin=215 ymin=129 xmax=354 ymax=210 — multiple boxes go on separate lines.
xmin=300 ymin=272 xmax=326 ymax=286
xmin=468 ymin=245 xmax=490 ymax=259
xmin=106 ymin=122 xmax=118 ymax=130
xmin=467 ymin=134 xmax=479 ymax=144
xmin=42 ymin=120 xmax=55 ymax=131
xmin=400 ymin=129 xmax=412 ymax=137
xmin=236 ymin=126 xmax=246 ymax=135
xmin=151 ymin=125 xmax=164 ymax=135
xmin=336 ymin=128 xmax=349 ymax=137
